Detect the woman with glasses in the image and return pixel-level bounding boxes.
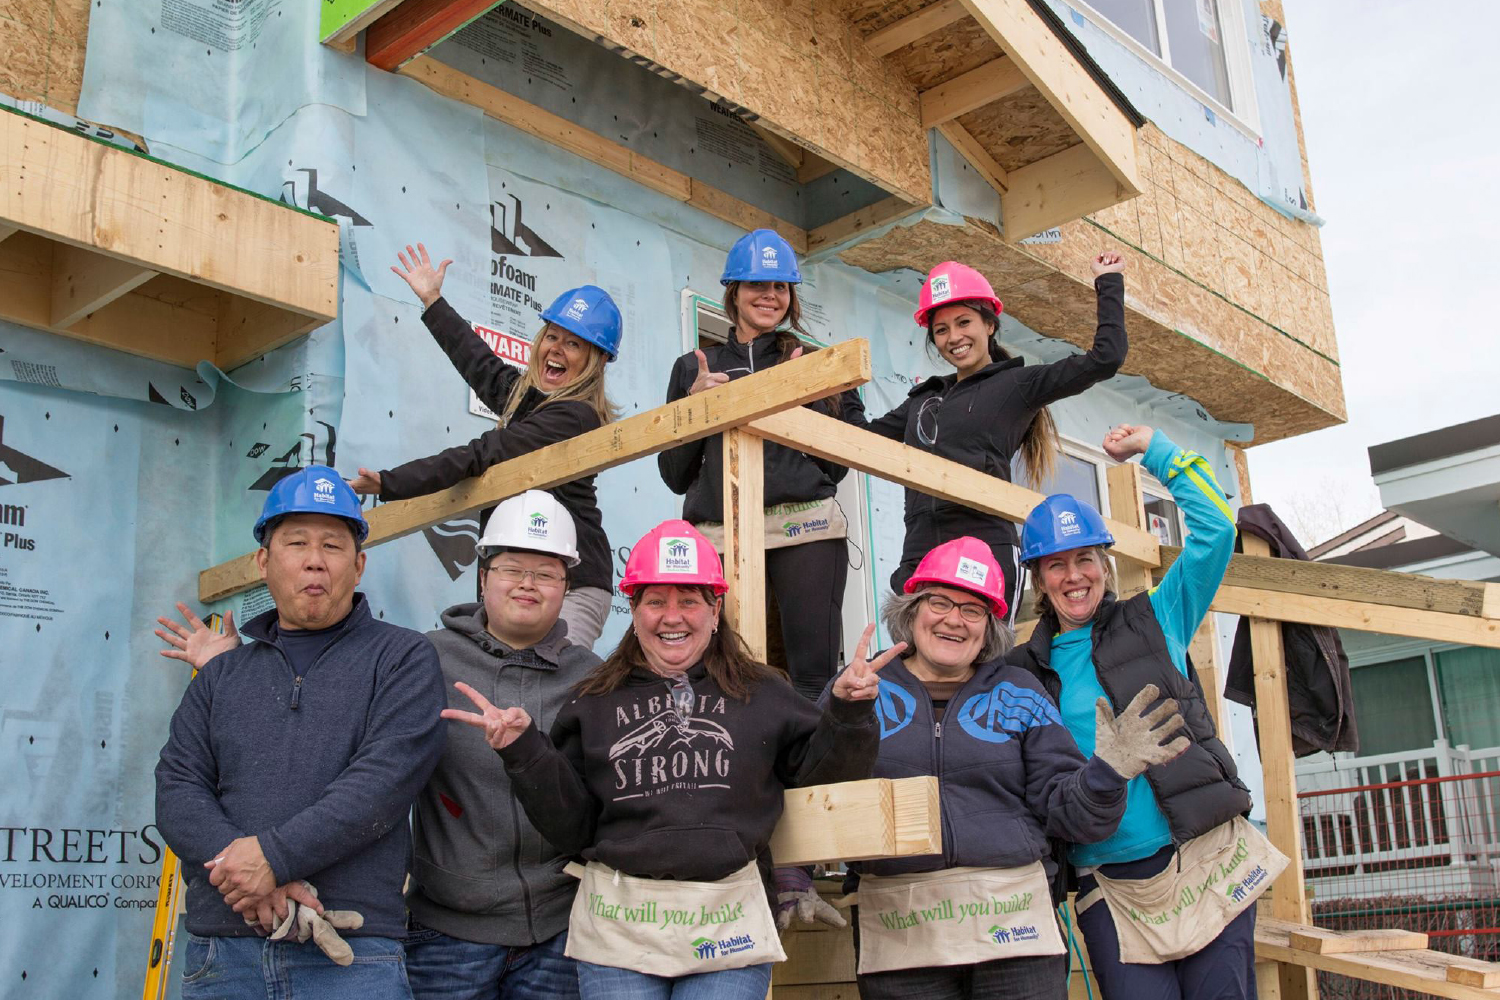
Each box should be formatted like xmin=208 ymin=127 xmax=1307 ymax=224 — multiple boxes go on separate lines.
xmin=849 ymin=253 xmax=1129 ymax=624
xmin=443 ymin=518 xmax=900 ymax=1000
xmin=840 ymin=535 xmax=1188 ymax=1000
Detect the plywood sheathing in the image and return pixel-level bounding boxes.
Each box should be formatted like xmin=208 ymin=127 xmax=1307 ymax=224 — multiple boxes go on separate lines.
xmin=527 ymin=0 xmax=932 ymax=205
xmin=838 ymin=213 xmax=1344 ymax=443
xmin=886 ymin=15 xmax=999 ymax=90
xmin=957 ymin=89 xmax=1079 ymax=174
xmin=0 ymin=0 xmax=89 ymax=113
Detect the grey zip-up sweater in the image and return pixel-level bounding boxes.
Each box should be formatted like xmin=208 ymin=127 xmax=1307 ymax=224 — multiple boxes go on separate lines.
xmin=154 ymin=595 xmax=447 ymax=938
xmin=407 ymin=605 xmax=602 ymax=945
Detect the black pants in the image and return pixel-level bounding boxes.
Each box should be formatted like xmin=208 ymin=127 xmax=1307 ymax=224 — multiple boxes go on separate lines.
xmin=767 ymin=538 xmax=848 ymax=701
xmin=890 ymin=541 xmax=1021 ymax=628
xmin=853 ymin=906 xmax=1069 ymax=1000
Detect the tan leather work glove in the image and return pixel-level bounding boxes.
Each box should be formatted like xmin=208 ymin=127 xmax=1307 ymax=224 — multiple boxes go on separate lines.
xmin=1093 ymin=683 xmax=1191 ymax=780
xmin=268 ymin=881 xmax=365 ymax=966
xmin=774 ymin=866 xmax=847 ymax=930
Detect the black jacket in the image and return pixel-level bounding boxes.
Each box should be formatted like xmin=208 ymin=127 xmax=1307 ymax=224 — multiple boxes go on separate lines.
xmin=378 ymin=297 xmax=613 ymax=592
xmin=657 ymin=333 xmax=866 ymax=523
xmin=1225 ymin=504 xmax=1359 ymax=756
xmin=497 ymin=661 xmax=877 ymax=896
xmin=1014 ymin=592 xmax=1252 ymax=846
xmin=849 ymin=273 xmax=1126 ymax=564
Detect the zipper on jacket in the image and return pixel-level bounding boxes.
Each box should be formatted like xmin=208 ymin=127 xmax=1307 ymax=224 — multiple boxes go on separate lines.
xmin=291 ymin=676 xmax=303 ymax=710
xmin=510 ymin=787 xmax=537 ymax=940
xmin=934 ymin=721 xmax=942 ymax=739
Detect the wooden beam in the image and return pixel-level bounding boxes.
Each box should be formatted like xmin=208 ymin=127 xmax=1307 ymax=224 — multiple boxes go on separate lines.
xmin=1211 ymin=586 xmax=1500 ymax=649
xmin=366 ymin=0 xmax=501 ymax=71
xmin=748 ymin=407 xmax=1160 ymax=566
xmin=199 ymin=340 xmax=871 ymax=602
xmin=1258 ymin=918 xmax=1500 ymax=1000
xmin=1447 ymin=960 xmax=1500 ymax=989
xmin=749 ymin=122 xmax=804 ymax=169
xmin=722 ymin=428 xmax=767 ymax=661
xmin=1288 ymin=927 xmax=1428 ymax=955
xmin=1244 ymin=534 xmax=1316 ymax=1000
xmin=958 ymin=0 xmax=1141 ymax=192
xmin=217 ymin=294 xmax=326 ymax=370
xmin=398 ymin=56 xmax=808 ymax=253
xmin=50 ymin=243 xmax=157 ymax=329
xmin=919 ymin=56 xmax=1030 ymax=128
xmin=1002 ymin=141 xmax=1131 ymax=241
xmin=1105 ymin=461 xmax=1152 ymax=597
xmin=774 ymin=924 xmax=856 ymax=985
xmin=769 ymin=777 xmax=941 ymax=867
xmin=806 ymin=197 xmax=920 ymax=256
xmin=937 ymin=121 xmax=1009 ymax=194
xmin=864 ymin=0 xmax=968 ymax=57
xmin=796 ymin=156 xmax=842 ymax=185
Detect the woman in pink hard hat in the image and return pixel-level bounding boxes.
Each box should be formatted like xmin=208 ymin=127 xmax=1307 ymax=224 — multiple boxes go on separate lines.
xmin=440 ymin=519 xmax=902 ymax=1000
xmin=659 ymin=229 xmax=868 ymax=701
xmin=834 ymin=536 xmax=1188 ymax=1000
xmin=851 ymin=253 xmax=1128 ymax=624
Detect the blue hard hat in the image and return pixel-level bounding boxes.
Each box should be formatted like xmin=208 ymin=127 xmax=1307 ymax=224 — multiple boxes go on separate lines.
xmin=540 ymin=285 xmax=622 ymax=361
xmin=720 ymin=229 xmax=801 ymax=285
xmin=253 ymin=465 xmax=369 ymax=545
xmin=1020 ymin=494 xmax=1115 ymax=563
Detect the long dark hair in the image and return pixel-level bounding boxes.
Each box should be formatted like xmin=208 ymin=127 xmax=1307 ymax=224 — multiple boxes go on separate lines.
xmin=575 ymin=585 xmax=782 ymax=701
xmin=722 ymin=281 xmax=842 ymax=418
xmin=927 ymin=299 xmax=1058 ymax=487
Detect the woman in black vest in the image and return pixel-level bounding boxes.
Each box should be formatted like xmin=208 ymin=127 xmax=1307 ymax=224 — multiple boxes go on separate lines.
xmin=850 ymin=253 xmax=1128 ymax=625
xmin=1013 ymin=424 xmax=1272 ymax=1000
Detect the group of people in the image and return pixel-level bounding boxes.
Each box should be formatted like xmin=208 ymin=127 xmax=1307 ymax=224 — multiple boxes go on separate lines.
xmin=154 ymin=229 xmax=1282 ymax=1000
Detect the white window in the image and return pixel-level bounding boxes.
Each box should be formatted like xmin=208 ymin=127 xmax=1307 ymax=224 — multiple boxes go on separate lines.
xmin=1014 ymin=439 xmax=1108 ymax=512
xmin=1072 ymin=0 xmax=1260 ymax=135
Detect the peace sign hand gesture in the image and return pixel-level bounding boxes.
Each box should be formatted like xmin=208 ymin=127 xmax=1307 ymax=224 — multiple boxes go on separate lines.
xmin=440 ymin=681 xmax=534 ymax=750
xmin=832 ymin=623 xmax=907 ymax=702
xmin=390 ymin=243 xmax=453 ymax=310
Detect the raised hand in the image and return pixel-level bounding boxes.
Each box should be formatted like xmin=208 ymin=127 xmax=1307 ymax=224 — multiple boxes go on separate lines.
xmin=1102 ymin=423 xmax=1154 ymax=463
xmin=832 ymin=623 xmax=907 ymax=702
xmin=1090 ymin=251 xmax=1126 ymax=277
xmin=1092 ymin=684 xmax=1190 ymax=780
xmin=346 ymin=467 xmax=382 ymax=495
xmin=441 ymin=681 xmax=534 ymax=750
xmin=155 ymin=602 xmax=239 ymax=670
xmin=390 ymin=243 xmax=453 ymax=310
xmin=687 ymin=349 xmax=731 ymax=395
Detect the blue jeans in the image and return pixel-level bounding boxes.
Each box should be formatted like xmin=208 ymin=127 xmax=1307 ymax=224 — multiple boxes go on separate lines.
xmin=405 ymin=923 xmax=579 ymax=1000
xmin=575 ymin=960 xmax=772 ymax=1000
xmin=180 ymin=934 xmax=411 ymax=999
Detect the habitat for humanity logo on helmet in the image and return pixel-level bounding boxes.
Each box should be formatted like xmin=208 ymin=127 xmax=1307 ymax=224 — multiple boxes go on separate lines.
xmin=313 ymin=477 xmax=339 ymax=504
xmin=527 ymin=511 xmax=549 ymax=539
xmin=563 ymin=297 xmax=589 ymax=322
xmin=929 ymin=273 xmax=952 ymax=303
xmin=760 ymin=245 xmax=778 ymax=265
xmin=1058 ymin=509 xmax=1081 ymax=536
xmin=955 ymin=555 xmax=989 ymax=587
xmin=660 ymin=537 xmax=697 ymax=573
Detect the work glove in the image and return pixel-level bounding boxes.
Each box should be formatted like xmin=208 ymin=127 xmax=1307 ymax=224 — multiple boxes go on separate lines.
xmin=774 ymin=866 xmax=847 ymax=930
xmin=265 ymin=882 xmax=365 ymax=966
xmin=1093 ymin=684 xmax=1191 ymax=781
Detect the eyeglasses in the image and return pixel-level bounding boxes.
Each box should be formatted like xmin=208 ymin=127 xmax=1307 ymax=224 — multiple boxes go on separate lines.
xmin=921 ymin=593 xmax=989 ymax=623
xmin=484 ymin=565 xmax=566 ymax=587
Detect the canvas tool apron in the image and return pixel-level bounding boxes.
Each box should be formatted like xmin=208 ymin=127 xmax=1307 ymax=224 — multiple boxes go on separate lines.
xmin=563 ymin=860 xmax=786 ymax=976
xmin=1076 ymin=816 xmax=1288 ymax=964
xmin=697 ymin=497 xmax=847 ymax=552
xmin=854 ymin=863 xmax=1065 ymax=974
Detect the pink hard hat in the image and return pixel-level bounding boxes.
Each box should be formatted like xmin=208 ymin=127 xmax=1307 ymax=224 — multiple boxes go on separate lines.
xmin=903 ymin=536 xmax=1008 ymax=618
xmin=913 ymin=261 xmax=1004 ymax=327
xmin=620 ymin=520 xmax=729 ymax=597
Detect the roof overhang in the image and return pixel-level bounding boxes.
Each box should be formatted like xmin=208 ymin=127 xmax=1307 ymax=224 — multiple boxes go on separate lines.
xmin=1371 ymin=416 xmax=1500 ymax=558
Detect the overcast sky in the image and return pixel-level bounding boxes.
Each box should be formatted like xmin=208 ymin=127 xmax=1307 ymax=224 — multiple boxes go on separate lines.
xmin=1245 ymin=1 xmax=1500 ymax=546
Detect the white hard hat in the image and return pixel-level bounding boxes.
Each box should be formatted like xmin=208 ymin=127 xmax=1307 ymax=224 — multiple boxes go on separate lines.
xmin=476 ymin=490 xmax=581 ymax=567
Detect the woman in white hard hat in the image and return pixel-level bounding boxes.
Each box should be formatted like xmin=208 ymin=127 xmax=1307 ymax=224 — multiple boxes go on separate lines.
xmin=347 ymin=245 xmax=623 ymax=648
xmin=1010 ymin=425 xmax=1276 ymax=1000
xmin=442 ymin=519 xmax=901 ymax=1000
xmin=659 ymin=229 xmax=866 ymax=702
xmin=849 ymin=253 xmax=1129 ymax=625
xmin=842 ymin=535 xmax=1187 ymax=1000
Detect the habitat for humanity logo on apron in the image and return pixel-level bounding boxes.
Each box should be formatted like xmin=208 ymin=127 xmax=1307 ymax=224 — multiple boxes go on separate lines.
xmin=607 ymin=688 xmax=735 ymax=801
xmin=695 ymin=497 xmax=847 ymax=552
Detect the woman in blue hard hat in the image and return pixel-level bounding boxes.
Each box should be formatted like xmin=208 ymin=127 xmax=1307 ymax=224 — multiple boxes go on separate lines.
xmin=1010 ymin=424 xmax=1281 ymax=1000
xmin=348 ymin=244 xmax=621 ymax=648
xmin=658 ymin=228 xmax=866 ymax=702
xmin=849 ymin=253 xmax=1129 ymax=627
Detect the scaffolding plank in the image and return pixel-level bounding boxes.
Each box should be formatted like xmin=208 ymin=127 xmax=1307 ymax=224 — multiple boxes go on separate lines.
xmin=1258 ymin=918 xmax=1500 ymax=1000
xmin=1448 ymin=959 xmax=1500 ymax=989
xmin=199 ymin=340 xmax=871 ymax=602
xmin=1212 ymin=586 xmax=1500 ymax=649
xmin=1288 ymin=926 xmax=1429 ymax=955
xmin=769 ymin=777 xmax=940 ymax=867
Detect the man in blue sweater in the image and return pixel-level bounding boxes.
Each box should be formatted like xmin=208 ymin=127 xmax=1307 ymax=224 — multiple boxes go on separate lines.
xmin=155 ymin=467 xmax=447 ymax=998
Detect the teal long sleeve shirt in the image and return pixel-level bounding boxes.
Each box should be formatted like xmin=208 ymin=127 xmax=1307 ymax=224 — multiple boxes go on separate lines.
xmin=1051 ymin=429 xmax=1238 ymax=867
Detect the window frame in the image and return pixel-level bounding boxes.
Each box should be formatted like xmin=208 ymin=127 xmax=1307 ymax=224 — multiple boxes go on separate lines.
xmin=1069 ymin=0 xmax=1263 ymax=138
xmin=1140 ymin=469 xmax=1188 ymax=547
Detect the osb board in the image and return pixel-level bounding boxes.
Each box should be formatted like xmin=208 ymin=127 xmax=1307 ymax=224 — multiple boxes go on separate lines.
xmin=530 ymin=0 xmax=931 ymax=204
xmin=842 ymin=0 xmax=929 ymax=33
xmin=886 ymin=14 xmax=1001 ymax=89
xmin=0 ymin=0 xmax=88 ymax=114
xmin=956 ymin=87 xmax=1079 ymax=173
xmin=837 ymin=216 xmax=1345 ymax=443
